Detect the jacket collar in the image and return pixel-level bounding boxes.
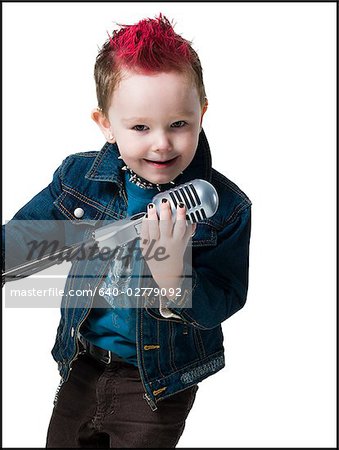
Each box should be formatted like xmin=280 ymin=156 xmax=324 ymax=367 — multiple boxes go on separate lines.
xmin=85 ymin=128 xmax=212 ymax=189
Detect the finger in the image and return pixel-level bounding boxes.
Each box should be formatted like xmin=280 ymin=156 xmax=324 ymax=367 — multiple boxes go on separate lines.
xmin=147 ymin=203 xmax=160 ymax=240
xmin=185 ymin=222 xmax=196 ymax=240
xmin=159 ymin=199 xmax=173 ymax=238
xmin=172 ymin=203 xmax=188 ymax=239
xmin=140 ymin=213 xmax=150 ymax=257
xmin=179 ymin=221 xmax=195 ymax=253
xmin=140 ymin=213 xmax=149 ymax=241
xmin=185 ymin=222 xmax=196 ymax=239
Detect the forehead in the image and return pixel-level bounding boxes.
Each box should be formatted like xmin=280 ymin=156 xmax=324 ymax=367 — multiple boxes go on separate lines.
xmin=110 ymin=69 xmax=200 ymax=113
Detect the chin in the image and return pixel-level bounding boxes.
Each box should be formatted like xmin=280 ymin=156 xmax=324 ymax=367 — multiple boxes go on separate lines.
xmin=148 ymin=177 xmax=171 ymax=185
xmin=148 ymin=173 xmax=179 ymax=185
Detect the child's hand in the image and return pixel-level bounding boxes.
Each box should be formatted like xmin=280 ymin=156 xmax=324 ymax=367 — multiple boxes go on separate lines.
xmin=140 ymin=200 xmax=196 ymax=300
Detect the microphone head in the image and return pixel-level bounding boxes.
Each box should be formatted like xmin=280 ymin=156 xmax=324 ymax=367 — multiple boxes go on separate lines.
xmin=152 ymin=179 xmax=219 ymax=223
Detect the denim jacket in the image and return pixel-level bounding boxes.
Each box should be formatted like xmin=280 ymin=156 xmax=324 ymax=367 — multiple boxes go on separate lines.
xmin=2 ymin=129 xmax=251 ymax=410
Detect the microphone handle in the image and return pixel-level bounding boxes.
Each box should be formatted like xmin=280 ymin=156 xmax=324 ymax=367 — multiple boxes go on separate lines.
xmin=2 ymin=238 xmax=99 ymax=282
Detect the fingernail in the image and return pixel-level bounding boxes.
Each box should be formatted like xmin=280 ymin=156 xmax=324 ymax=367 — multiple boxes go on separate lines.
xmin=178 ymin=203 xmax=185 ymax=208
xmin=148 ymin=203 xmax=154 ymax=209
xmin=161 ymin=198 xmax=168 ymax=203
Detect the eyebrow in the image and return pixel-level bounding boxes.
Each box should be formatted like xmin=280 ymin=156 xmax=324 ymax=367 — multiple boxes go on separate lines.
xmin=122 ymin=112 xmax=196 ymax=123
xmin=122 ymin=117 xmax=150 ymax=123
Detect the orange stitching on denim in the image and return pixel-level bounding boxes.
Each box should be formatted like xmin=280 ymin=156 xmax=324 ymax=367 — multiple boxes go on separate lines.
xmin=144 ymin=345 xmax=160 ymax=350
xmin=153 ymin=387 xmax=167 ymax=396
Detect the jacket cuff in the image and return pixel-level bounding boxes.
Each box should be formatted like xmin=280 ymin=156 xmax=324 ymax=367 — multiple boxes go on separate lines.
xmin=159 ymin=264 xmax=197 ymax=317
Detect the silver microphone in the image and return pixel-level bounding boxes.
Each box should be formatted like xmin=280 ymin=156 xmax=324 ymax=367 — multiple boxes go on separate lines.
xmin=3 ymin=179 xmax=219 ymax=281
xmin=94 ymin=178 xmax=219 ymax=248
xmin=152 ymin=179 xmax=219 ymax=224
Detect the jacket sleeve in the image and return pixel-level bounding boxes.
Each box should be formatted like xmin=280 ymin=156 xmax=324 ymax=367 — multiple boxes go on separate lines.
xmin=2 ymin=157 xmax=69 ymax=285
xmin=167 ymin=204 xmax=252 ymax=330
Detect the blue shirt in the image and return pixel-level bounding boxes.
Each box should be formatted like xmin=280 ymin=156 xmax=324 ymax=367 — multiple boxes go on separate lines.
xmin=80 ymin=171 xmax=159 ymax=366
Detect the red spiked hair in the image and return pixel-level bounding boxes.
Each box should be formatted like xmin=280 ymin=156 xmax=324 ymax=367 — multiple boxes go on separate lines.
xmin=94 ymin=13 xmax=206 ymax=116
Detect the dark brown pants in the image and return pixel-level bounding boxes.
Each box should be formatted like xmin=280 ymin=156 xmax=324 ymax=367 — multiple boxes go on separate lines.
xmin=46 ymin=354 xmax=198 ymax=448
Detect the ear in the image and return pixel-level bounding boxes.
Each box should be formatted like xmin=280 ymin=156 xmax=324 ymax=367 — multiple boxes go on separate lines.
xmin=91 ymin=108 xmax=115 ymax=143
xmin=199 ymin=98 xmax=208 ymax=130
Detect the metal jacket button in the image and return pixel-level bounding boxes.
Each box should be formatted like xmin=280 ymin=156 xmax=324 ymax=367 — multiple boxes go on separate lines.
xmin=74 ymin=207 xmax=84 ymax=218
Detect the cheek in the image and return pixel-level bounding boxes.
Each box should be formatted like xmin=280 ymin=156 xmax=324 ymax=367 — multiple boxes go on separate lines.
xmin=119 ymin=140 xmax=148 ymax=162
xmin=179 ymin=135 xmax=199 ymax=158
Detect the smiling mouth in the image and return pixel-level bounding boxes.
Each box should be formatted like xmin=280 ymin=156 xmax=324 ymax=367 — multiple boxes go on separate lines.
xmin=144 ymin=156 xmax=178 ymax=164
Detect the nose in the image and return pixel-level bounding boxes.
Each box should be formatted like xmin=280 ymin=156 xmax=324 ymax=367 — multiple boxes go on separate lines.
xmin=151 ymin=130 xmax=173 ymax=154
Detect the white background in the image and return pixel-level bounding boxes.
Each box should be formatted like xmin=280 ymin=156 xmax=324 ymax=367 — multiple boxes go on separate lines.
xmin=3 ymin=2 xmax=336 ymax=448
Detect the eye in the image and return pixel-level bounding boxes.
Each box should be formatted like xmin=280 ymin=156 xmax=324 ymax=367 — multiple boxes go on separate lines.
xmin=171 ymin=121 xmax=187 ymax=128
xmin=132 ymin=125 xmax=148 ymax=132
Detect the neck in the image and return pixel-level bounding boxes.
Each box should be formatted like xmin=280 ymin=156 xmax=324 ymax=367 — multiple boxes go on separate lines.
xmin=124 ymin=166 xmax=180 ymax=192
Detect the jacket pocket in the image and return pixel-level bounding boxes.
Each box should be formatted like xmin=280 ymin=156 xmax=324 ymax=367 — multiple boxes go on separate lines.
xmin=170 ymin=321 xmax=201 ymax=370
xmin=191 ymin=223 xmax=217 ymax=247
xmin=54 ymin=190 xmax=104 ymax=225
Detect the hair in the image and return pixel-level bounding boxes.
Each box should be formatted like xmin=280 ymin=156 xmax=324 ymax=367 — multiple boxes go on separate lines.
xmin=94 ymin=13 xmax=207 ymax=117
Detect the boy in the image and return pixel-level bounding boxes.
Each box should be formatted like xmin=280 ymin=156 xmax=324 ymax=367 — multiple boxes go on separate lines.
xmin=2 ymin=13 xmax=251 ymax=448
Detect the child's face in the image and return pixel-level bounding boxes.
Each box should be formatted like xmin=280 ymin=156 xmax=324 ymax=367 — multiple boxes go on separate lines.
xmin=93 ymin=69 xmax=207 ymax=185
